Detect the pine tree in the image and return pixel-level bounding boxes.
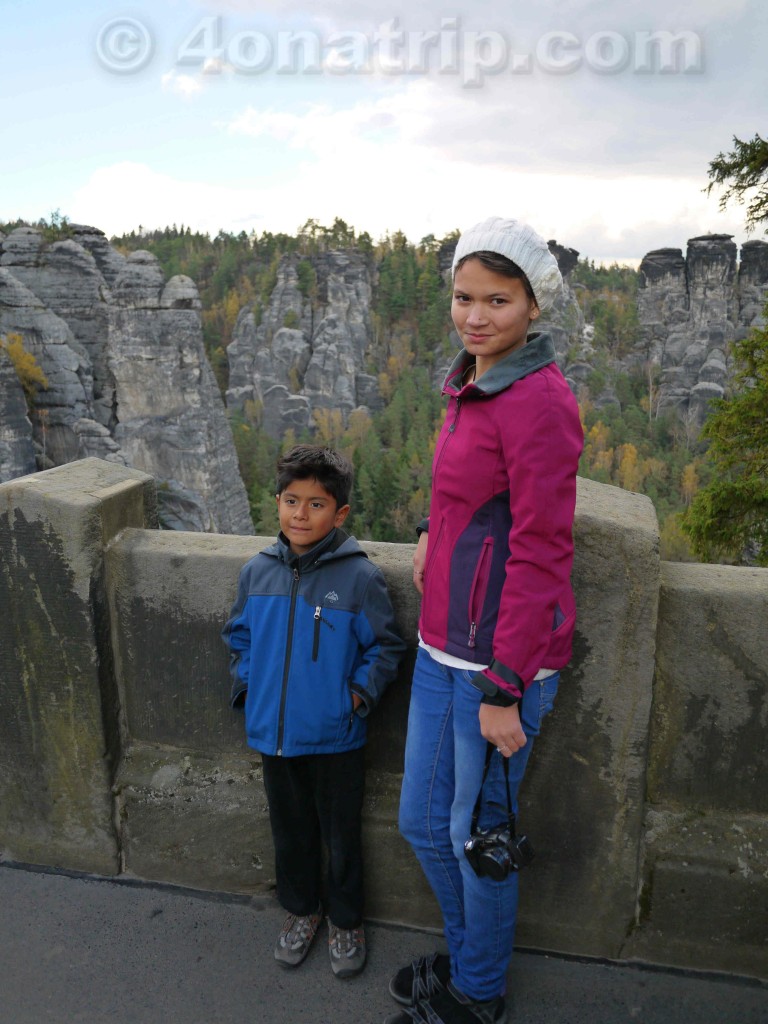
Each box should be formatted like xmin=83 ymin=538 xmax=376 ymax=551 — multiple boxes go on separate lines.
xmin=681 ymin=312 xmax=768 ymax=564
xmin=706 ymin=133 xmax=768 ymax=232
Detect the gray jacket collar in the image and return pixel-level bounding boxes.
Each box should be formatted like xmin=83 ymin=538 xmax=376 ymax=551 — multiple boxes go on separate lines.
xmin=443 ymin=332 xmax=557 ymax=397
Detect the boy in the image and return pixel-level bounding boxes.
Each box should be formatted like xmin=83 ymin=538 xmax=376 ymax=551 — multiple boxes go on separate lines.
xmin=222 ymin=445 xmax=405 ymax=979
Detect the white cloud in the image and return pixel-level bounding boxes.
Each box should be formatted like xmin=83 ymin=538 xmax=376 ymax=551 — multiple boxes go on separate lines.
xmin=69 ymin=163 xmax=259 ymax=238
xmin=225 ymin=93 xmax=409 ymax=150
xmin=68 ymin=123 xmax=749 ymax=264
xmin=161 ymin=70 xmax=203 ymax=97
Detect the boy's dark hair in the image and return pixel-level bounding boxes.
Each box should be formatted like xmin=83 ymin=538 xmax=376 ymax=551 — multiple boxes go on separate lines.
xmin=454 ymin=250 xmax=537 ymax=306
xmin=276 ymin=445 xmax=354 ymax=508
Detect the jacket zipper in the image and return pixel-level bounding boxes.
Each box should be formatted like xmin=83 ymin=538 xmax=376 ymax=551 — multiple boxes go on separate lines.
xmin=467 ymin=537 xmax=494 ymax=648
xmin=312 ymin=605 xmax=321 ymax=661
xmin=432 ymin=397 xmax=461 ymax=477
xmin=425 ymin=398 xmax=460 ymax=580
xmin=276 ymin=567 xmax=300 ymax=755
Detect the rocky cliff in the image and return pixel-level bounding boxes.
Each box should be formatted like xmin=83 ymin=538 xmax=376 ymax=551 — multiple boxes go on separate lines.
xmin=226 ymin=249 xmax=383 ymax=437
xmin=636 ymin=234 xmax=768 ymax=430
xmin=0 ymin=225 xmax=252 ymax=534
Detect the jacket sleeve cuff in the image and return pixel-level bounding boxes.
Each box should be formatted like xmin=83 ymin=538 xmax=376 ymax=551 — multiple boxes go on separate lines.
xmin=351 ymin=685 xmax=373 ymax=718
xmin=230 ymin=682 xmax=247 ymax=711
xmin=470 ymin=662 xmax=524 ymax=706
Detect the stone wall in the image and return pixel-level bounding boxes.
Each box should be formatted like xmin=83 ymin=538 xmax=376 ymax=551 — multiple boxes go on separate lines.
xmin=0 ymin=459 xmax=766 ymax=979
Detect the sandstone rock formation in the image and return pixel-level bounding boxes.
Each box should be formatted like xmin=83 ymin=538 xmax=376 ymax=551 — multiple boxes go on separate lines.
xmin=226 ymin=250 xmax=382 ymax=438
xmin=636 ymin=235 xmax=768 ymax=431
xmin=546 ymin=240 xmax=586 ymax=368
xmin=0 ymin=226 xmax=252 ymax=534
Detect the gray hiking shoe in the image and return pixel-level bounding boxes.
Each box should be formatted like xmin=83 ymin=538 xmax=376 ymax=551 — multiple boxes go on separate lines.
xmin=274 ymin=906 xmax=322 ymax=967
xmin=328 ymin=921 xmax=367 ymax=978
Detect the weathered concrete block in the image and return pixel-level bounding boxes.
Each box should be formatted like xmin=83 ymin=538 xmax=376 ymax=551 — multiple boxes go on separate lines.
xmin=114 ymin=744 xmax=275 ymax=892
xmin=629 ymin=561 xmax=768 ymax=978
xmin=516 ymin=478 xmax=660 ymax=957
xmin=626 ymin=809 xmax=768 ymax=978
xmin=648 ymin=562 xmax=768 ymax=812
xmin=0 ymin=457 xmax=156 ymax=872
xmin=107 ymin=528 xmax=273 ymax=888
xmin=106 ymin=529 xmax=261 ymax=754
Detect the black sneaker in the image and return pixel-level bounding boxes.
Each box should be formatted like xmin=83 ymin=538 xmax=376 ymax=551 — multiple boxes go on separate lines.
xmin=383 ymin=981 xmax=507 ymax=1024
xmin=389 ymin=952 xmax=451 ymax=1006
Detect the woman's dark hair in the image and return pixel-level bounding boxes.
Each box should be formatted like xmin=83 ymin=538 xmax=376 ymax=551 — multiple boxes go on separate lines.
xmin=454 ymin=250 xmax=537 ymax=306
xmin=276 ymin=445 xmax=353 ymax=508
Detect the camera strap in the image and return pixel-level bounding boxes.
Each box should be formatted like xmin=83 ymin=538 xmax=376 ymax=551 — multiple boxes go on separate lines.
xmin=469 ymin=742 xmax=517 ymax=837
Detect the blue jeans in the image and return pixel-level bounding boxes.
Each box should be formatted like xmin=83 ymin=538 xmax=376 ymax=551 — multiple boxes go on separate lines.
xmin=398 ymin=647 xmax=559 ymax=1002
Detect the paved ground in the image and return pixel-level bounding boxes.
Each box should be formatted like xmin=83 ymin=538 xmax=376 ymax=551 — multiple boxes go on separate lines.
xmin=1 ymin=862 xmax=766 ymax=1024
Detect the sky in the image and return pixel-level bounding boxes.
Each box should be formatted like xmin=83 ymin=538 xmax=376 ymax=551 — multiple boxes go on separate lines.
xmin=2 ymin=0 xmax=766 ymax=263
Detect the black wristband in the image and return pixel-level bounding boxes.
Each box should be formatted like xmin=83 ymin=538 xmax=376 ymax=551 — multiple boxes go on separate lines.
xmin=481 ymin=691 xmax=520 ymax=708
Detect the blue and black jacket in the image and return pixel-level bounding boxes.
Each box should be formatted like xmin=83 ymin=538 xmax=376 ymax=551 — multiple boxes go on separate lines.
xmin=222 ymin=528 xmax=405 ymax=757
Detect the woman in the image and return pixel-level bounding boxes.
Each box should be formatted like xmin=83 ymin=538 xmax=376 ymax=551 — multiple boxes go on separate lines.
xmin=386 ymin=217 xmax=583 ymax=1024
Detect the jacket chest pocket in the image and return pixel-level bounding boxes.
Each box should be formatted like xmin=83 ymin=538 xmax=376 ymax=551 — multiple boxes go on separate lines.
xmin=312 ymin=606 xmax=336 ymax=661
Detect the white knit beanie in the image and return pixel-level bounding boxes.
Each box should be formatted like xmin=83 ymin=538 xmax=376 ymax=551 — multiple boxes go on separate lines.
xmin=451 ymin=216 xmax=563 ymax=312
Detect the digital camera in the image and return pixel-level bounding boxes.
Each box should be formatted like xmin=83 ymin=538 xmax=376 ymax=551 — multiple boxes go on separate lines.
xmin=463 ymin=825 xmax=534 ymax=880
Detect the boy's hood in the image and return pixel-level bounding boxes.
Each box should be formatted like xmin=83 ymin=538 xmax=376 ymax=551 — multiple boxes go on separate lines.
xmin=264 ymin=528 xmax=367 ymax=572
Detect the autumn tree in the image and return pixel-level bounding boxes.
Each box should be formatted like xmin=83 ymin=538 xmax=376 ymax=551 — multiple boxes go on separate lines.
xmin=0 ymin=332 xmax=48 ymax=399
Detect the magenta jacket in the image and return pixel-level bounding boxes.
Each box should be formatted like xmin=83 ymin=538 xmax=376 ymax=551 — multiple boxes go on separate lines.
xmin=419 ymin=332 xmax=584 ymax=705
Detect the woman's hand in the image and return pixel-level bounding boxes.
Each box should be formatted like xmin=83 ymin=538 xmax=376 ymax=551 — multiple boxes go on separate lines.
xmin=412 ymin=530 xmax=428 ymax=594
xmin=478 ymin=702 xmax=527 ymax=757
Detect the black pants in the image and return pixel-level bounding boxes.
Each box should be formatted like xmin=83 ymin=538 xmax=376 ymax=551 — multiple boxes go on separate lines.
xmin=261 ymin=747 xmax=366 ymax=929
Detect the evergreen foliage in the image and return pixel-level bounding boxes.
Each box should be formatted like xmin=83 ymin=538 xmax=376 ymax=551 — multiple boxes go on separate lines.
xmin=681 ymin=309 xmax=768 ymax=564
xmin=706 ymin=133 xmax=768 ymax=233
xmin=571 ymin=260 xmax=640 ymax=355
xmin=1 ymin=209 xmax=73 ymax=242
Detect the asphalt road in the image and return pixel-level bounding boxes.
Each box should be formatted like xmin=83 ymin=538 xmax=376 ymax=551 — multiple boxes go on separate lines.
xmin=1 ymin=862 xmax=765 ymax=1024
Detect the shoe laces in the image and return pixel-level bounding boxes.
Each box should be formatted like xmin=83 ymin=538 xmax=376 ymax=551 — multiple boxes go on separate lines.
xmin=281 ymin=912 xmax=318 ymax=949
xmin=329 ymin=924 xmax=364 ymax=959
xmin=411 ymin=953 xmax=445 ymax=1001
